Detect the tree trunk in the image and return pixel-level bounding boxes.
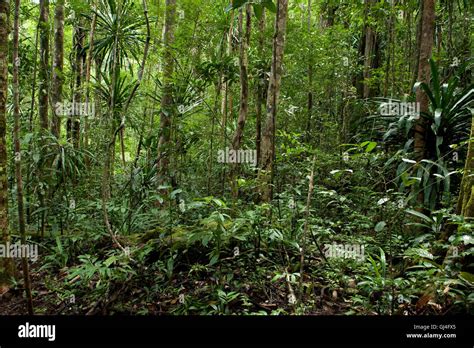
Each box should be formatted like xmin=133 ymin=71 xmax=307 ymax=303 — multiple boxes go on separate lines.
xmin=26 ymin=21 xmax=40 ymax=224
xmin=39 ymin=0 xmax=50 ymax=130
xmin=231 ymin=4 xmax=251 ymax=198
xmin=260 ymin=0 xmax=289 ymax=202
xmin=157 ymin=0 xmax=176 ymax=189
xmin=456 ymin=115 xmax=474 ymax=217
xmin=255 ymin=9 xmax=265 ymax=168
xmin=38 ymin=0 xmax=51 ymax=237
xmin=305 ymin=0 xmax=313 ymax=141
xmin=84 ymin=1 xmax=97 ymax=166
xmin=221 ymin=11 xmax=234 ymax=195
xmin=411 ymin=0 xmax=423 ymax=91
xmin=51 ymin=0 xmax=64 ymax=138
xmin=383 ymin=0 xmax=395 ymax=97
xmin=0 ymin=0 xmax=13 ymax=283
xmin=413 ymin=0 xmax=435 ymax=208
xmin=414 ymin=0 xmax=435 ymax=162
xmin=69 ymin=24 xmax=84 ymax=148
xmin=362 ymin=0 xmax=379 ymax=99
xmin=13 ymin=0 xmax=34 ymax=314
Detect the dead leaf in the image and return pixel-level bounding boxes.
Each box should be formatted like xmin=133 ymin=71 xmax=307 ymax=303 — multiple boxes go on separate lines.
xmin=416 ymin=293 xmax=432 ymax=310
xmin=0 ymin=285 xmax=9 ymax=296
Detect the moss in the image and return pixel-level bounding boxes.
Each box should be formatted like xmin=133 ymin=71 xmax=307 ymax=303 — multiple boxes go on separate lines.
xmin=200 ymin=219 xmax=233 ymax=230
xmin=139 ymin=226 xmax=189 ymax=249
xmin=138 ymin=228 xmax=166 ymax=243
xmin=463 ymin=185 xmax=474 ymax=218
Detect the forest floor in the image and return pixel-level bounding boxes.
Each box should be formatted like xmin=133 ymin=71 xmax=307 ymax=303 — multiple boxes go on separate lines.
xmin=0 ymin=260 xmax=355 ymax=315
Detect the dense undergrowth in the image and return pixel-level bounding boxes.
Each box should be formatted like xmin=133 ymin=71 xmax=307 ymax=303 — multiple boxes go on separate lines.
xmin=4 ymin=140 xmax=473 ymax=315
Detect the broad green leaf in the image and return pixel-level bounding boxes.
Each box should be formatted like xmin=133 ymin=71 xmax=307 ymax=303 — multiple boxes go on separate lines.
xmin=365 ymin=141 xmax=377 ymax=153
xmin=459 ymin=272 xmax=474 ymax=284
xmin=375 ymin=221 xmax=386 ymax=232
xmin=104 ymin=255 xmax=117 ymax=267
xmin=261 ymin=0 xmax=277 ymax=13
xmin=404 ymin=247 xmax=434 ymax=260
xmin=405 ymin=209 xmax=432 ymax=223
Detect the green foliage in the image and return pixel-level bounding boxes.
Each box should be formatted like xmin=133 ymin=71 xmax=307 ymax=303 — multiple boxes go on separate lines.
xmin=4 ymin=0 xmax=472 ymax=318
xmin=91 ymin=0 xmax=146 ymax=73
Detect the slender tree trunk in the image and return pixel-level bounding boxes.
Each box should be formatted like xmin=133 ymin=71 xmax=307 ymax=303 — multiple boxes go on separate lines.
xmin=38 ymin=0 xmax=50 ymax=237
xmin=26 ymin=22 xmax=40 ymax=224
xmin=102 ymin=1 xmax=121 ymax=221
xmin=0 ymin=0 xmax=14 ymax=283
xmin=70 ymin=24 xmax=84 ymax=148
xmin=207 ymin=82 xmax=220 ymax=195
xmin=305 ymin=0 xmax=313 ymax=141
xmin=260 ymin=0 xmax=289 ymax=202
xmin=413 ymin=0 xmax=435 ymax=207
xmin=362 ymin=0 xmax=379 ymax=99
xmin=84 ymin=1 xmax=97 ymax=166
xmin=384 ymin=0 xmax=395 ymax=97
xmin=411 ymin=0 xmax=423 ymax=89
xmin=298 ymin=155 xmax=316 ymax=303
xmin=221 ymin=11 xmax=234 ymax=117
xmin=221 ymin=11 xmax=234 ymax=195
xmin=51 ymin=0 xmax=64 ymax=138
xmin=456 ymin=115 xmax=474 ymax=217
xmin=101 ymin=2 xmax=124 ymax=253
xmin=44 ymin=1 xmax=66 ymax=232
xmin=255 ymin=9 xmax=265 ymax=168
xmin=355 ymin=0 xmax=368 ymax=97
xmin=405 ymin=2 xmax=413 ymax=84
xmin=39 ymin=0 xmax=50 ymax=130
xmin=231 ymin=4 xmax=251 ymax=198
xmin=414 ymin=0 xmax=435 ymax=162
xmin=13 ymin=0 xmax=34 ymax=314
xmin=157 ymin=0 xmax=176 ymax=190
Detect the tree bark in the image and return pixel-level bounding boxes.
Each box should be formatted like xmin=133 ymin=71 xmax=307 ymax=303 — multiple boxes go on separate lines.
xmin=0 ymin=0 xmax=13 ymax=283
xmin=413 ymin=0 xmax=435 ymax=208
xmin=260 ymin=0 xmax=289 ymax=202
xmin=231 ymin=4 xmax=251 ymax=198
xmin=84 ymin=0 xmax=97 ymax=165
xmin=39 ymin=0 xmax=50 ymax=130
xmin=157 ymin=0 xmax=176 ymax=189
xmin=13 ymin=0 xmax=34 ymax=314
xmin=221 ymin=10 xmax=234 ymax=195
xmin=414 ymin=0 xmax=435 ymax=162
xmin=362 ymin=0 xmax=379 ymax=99
xmin=255 ymin=9 xmax=265 ymax=168
xmin=456 ymin=115 xmax=474 ymax=217
xmin=383 ymin=0 xmax=396 ymax=97
xmin=51 ymin=0 xmax=64 ymax=138
xmin=411 ymin=0 xmax=423 ymax=91
xmin=26 ymin=21 xmax=40 ymax=224
xmin=69 ymin=24 xmax=84 ymax=148
xmin=38 ymin=0 xmax=51 ymax=237
xmin=305 ymin=0 xmax=313 ymax=141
